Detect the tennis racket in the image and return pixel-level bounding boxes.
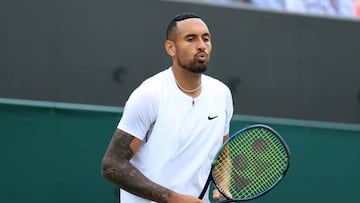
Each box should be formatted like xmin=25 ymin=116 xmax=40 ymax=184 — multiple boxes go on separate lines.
xmin=199 ymin=124 xmax=290 ymax=202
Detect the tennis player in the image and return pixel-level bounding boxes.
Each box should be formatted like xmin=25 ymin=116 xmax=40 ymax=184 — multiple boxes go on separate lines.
xmin=101 ymin=13 xmax=233 ymax=203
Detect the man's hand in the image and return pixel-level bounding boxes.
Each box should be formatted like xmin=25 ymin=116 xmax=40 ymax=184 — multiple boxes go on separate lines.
xmin=212 ymin=189 xmax=226 ymax=201
xmin=167 ymin=191 xmax=204 ymax=203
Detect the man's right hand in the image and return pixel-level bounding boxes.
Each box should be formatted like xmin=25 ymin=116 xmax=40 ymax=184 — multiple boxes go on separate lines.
xmin=167 ymin=192 xmax=204 ymax=203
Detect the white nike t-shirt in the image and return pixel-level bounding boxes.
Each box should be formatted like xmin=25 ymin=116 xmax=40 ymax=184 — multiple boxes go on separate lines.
xmin=117 ymin=67 xmax=233 ymax=203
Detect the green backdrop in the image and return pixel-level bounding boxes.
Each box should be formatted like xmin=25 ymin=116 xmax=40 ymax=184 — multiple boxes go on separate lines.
xmin=1 ymin=98 xmax=359 ymax=203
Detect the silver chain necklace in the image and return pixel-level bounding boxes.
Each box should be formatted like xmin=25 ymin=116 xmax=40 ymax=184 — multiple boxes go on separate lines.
xmin=174 ymin=77 xmax=202 ymax=93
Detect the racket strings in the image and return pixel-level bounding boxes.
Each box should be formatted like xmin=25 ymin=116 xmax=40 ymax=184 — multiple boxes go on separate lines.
xmin=214 ymin=149 xmax=234 ymax=197
xmin=213 ymin=127 xmax=289 ymax=200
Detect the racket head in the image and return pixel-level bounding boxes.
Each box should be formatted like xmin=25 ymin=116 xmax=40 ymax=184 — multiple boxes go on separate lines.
xmin=211 ymin=124 xmax=290 ymax=201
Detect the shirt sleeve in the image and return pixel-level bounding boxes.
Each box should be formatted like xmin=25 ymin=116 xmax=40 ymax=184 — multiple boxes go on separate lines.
xmin=224 ymin=86 xmax=234 ymax=136
xmin=117 ymin=81 xmax=158 ymax=140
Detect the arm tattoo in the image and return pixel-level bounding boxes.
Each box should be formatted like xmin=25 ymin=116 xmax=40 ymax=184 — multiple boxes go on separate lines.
xmin=102 ymin=129 xmax=172 ymax=203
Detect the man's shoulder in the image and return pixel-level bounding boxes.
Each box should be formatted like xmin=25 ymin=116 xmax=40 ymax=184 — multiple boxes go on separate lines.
xmin=203 ymin=74 xmax=230 ymax=90
xmin=142 ymin=67 xmax=171 ymax=86
xmin=132 ymin=67 xmax=171 ymax=97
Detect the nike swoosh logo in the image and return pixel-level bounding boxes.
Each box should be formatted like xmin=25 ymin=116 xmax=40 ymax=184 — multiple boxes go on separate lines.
xmin=208 ymin=115 xmax=218 ymax=120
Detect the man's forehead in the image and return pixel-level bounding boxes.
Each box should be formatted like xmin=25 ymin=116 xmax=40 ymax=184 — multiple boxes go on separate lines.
xmin=176 ymin=18 xmax=210 ymax=34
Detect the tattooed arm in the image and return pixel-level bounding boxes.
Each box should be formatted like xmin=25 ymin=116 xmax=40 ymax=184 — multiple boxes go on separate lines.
xmin=101 ymin=129 xmax=203 ymax=203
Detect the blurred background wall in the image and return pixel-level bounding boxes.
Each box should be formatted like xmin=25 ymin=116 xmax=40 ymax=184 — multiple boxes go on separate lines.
xmin=1 ymin=0 xmax=359 ymax=124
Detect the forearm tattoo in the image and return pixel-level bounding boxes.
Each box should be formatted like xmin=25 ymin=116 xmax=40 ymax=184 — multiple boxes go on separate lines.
xmin=102 ymin=129 xmax=172 ymax=203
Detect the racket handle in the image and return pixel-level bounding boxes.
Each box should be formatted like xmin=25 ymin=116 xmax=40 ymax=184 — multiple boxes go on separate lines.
xmin=199 ymin=173 xmax=211 ymax=199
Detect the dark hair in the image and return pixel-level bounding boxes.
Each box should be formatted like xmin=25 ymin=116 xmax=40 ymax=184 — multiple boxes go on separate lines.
xmin=166 ymin=13 xmax=201 ymax=40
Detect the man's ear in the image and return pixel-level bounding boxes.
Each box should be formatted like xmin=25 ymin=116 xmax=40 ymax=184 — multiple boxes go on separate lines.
xmin=165 ymin=40 xmax=175 ymax=57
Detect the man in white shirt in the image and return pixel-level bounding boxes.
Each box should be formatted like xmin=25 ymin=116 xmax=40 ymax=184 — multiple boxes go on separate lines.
xmin=101 ymin=13 xmax=233 ymax=203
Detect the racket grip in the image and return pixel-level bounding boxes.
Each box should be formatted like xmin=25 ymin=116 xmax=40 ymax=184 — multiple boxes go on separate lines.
xmin=199 ymin=174 xmax=212 ymax=199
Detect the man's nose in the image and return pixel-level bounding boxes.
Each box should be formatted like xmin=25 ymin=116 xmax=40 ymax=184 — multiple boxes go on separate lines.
xmin=197 ymin=40 xmax=206 ymax=51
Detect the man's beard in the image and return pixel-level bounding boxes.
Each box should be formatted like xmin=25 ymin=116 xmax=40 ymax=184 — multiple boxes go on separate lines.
xmin=177 ymin=56 xmax=209 ymax=73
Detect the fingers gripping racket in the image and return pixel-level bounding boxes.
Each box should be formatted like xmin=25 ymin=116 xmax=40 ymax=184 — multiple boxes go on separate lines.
xmin=199 ymin=124 xmax=291 ymax=202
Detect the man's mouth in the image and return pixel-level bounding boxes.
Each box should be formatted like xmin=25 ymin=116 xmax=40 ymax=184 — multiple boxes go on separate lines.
xmin=196 ymin=52 xmax=207 ymax=61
